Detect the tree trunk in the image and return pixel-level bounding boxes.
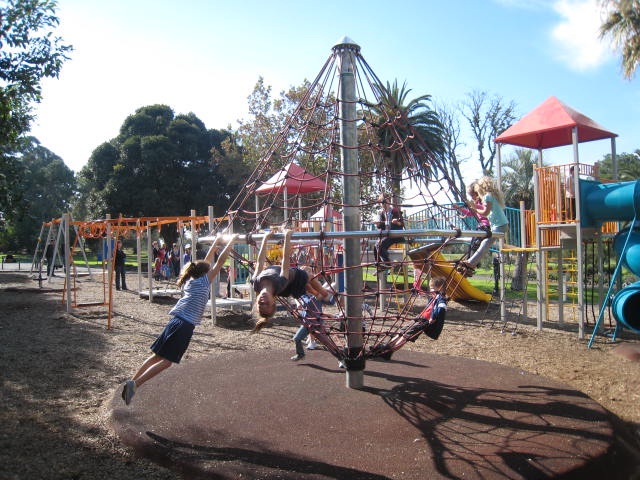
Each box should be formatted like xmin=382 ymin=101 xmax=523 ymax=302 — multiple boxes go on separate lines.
xmin=510 ymin=251 xmax=528 ymax=291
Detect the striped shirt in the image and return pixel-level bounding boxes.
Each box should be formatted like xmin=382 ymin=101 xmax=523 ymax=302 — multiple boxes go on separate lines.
xmin=169 ymin=275 xmax=211 ymax=326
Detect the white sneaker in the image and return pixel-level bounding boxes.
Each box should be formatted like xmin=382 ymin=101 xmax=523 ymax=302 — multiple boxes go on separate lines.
xmin=307 ymin=339 xmax=318 ymax=350
xmin=290 ymin=354 xmax=305 ymax=361
xmin=338 ymin=361 xmax=346 ymax=369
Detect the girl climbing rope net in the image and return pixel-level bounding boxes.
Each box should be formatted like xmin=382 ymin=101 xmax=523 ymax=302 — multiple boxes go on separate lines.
xmin=208 ymin=39 xmax=496 ymax=368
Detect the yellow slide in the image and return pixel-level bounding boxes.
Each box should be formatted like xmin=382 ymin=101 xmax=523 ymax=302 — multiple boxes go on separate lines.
xmin=409 ymin=244 xmax=492 ymax=303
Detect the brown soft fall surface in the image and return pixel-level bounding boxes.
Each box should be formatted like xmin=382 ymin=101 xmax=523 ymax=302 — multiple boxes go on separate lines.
xmin=1 ymin=270 xmax=639 ymax=479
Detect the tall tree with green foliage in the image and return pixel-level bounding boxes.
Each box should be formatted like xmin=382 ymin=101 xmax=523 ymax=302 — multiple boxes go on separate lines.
xmin=75 ymin=105 xmax=249 ymax=244
xmin=595 ymin=149 xmax=640 ymax=180
xmin=0 ymin=137 xmax=75 ymax=251
xmin=461 ymin=90 xmax=517 ymax=176
xmin=600 ymin=0 xmax=640 ymax=80
xmin=502 ymin=148 xmax=537 ymax=209
xmin=0 ymin=0 xmax=72 ymax=224
xmin=233 ymin=77 xmax=347 ymax=222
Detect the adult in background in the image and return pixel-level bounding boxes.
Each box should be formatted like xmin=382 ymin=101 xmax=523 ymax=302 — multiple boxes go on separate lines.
xmin=44 ymin=239 xmax=55 ymax=276
xmin=169 ymin=243 xmax=181 ymax=277
xmin=115 ymin=240 xmax=128 ymax=290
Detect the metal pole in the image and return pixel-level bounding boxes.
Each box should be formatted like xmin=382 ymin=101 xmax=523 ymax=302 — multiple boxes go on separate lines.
xmin=31 ymin=223 xmax=46 ymax=273
xmin=208 ymin=205 xmax=217 ymax=325
xmin=136 ymin=220 xmax=142 ymax=294
xmin=496 ymin=144 xmax=506 ymax=322
xmin=519 ymin=201 xmax=528 ymax=321
xmin=335 ymin=37 xmax=364 ymax=389
xmin=147 ymin=225 xmax=153 ymax=303
xmin=533 ymin=154 xmax=543 ymax=330
xmin=64 ymin=213 xmax=72 ymax=312
xmin=572 ymin=127 xmax=585 ymax=339
xmin=199 ymin=228 xmax=502 ymax=244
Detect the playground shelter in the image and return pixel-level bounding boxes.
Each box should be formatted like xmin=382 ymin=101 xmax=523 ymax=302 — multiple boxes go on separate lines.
xmin=494 ymin=95 xmax=626 ymax=340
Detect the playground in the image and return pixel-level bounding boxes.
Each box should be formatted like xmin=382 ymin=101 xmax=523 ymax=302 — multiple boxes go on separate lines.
xmin=1 ymin=271 xmax=639 ymax=478
xmin=4 ymin=36 xmax=640 ymax=478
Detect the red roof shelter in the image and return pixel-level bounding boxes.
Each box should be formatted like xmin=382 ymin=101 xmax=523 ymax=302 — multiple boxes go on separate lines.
xmin=256 ymin=162 xmax=327 ymax=194
xmin=494 ymin=96 xmax=617 ymax=149
xmin=255 ymin=162 xmax=328 ymax=222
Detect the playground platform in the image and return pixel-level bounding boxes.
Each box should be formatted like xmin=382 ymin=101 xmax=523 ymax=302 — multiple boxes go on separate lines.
xmin=110 ymin=350 xmax=638 ymax=479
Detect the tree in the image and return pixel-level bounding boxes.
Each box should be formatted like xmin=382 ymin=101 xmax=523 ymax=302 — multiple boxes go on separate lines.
xmin=595 ymin=149 xmax=640 ymax=180
xmin=233 ymin=78 xmax=346 ymax=223
xmin=369 ymin=80 xmax=445 ymax=204
xmin=461 ymin=91 xmax=517 ymax=176
xmin=434 ymin=101 xmax=468 ymax=202
xmin=0 ymin=0 xmax=72 ymax=224
xmin=502 ymin=148 xmax=536 ymax=209
xmin=600 ymin=0 xmax=640 ymax=80
xmin=0 ymin=137 xmax=75 ymax=251
xmin=74 ymin=105 xmax=249 ymax=244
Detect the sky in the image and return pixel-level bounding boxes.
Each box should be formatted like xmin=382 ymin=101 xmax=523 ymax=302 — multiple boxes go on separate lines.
xmin=30 ymin=0 xmax=640 ymax=182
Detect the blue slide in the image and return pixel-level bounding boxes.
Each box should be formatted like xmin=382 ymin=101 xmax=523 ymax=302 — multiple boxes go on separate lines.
xmin=581 ymin=179 xmax=640 ymax=336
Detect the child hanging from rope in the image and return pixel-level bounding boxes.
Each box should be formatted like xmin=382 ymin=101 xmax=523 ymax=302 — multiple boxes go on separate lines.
xmin=251 ymin=229 xmax=335 ymax=333
xmin=371 ymin=276 xmax=448 ymax=360
xmin=121 ymin=233 xmax=239 ymax=405
xmin=290 ymin=293 xmax=336 ymax=361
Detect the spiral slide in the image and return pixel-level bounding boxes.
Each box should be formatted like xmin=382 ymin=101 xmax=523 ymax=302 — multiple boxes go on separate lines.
xmin=581 ymin=178 xmax=640 ymax=333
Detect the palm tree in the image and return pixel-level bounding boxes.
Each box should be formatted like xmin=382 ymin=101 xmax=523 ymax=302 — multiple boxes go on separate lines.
xmin=368 ymin=80 xmax=445 ymax=203
xmin=502 ymin=148 xmax=537 ymax=209
xmin=600 ymin=0 xmax=640 ymax=79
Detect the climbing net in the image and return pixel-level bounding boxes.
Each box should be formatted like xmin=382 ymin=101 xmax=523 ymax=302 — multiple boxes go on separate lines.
xmin=215 ymin=42 xmax=490 ymax=361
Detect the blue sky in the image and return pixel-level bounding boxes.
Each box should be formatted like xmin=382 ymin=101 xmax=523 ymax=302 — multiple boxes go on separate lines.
xmin=31 ymin=0 xmax=639 ymax=181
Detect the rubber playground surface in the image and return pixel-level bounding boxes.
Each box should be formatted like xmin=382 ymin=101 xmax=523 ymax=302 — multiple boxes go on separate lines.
xmin=111 ymin=350 xmax=638 ymax=479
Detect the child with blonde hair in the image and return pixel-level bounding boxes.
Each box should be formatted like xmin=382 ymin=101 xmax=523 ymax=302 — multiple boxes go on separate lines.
xmin=458 ymin=176 xmax=508 ymax=276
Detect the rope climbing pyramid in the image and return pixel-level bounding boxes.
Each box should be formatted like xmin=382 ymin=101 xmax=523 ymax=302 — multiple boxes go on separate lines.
xmin=208 ymin=37 xmax=496 ymax=386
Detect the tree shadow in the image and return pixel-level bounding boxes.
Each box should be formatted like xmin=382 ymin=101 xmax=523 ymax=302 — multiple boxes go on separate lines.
xmin=359 ymin=368 xmax=636 ymax=479
xmin=137 ymin=430 xmax=391 ymax=480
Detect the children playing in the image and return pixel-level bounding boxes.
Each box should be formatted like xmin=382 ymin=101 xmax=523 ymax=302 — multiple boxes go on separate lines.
xmin=251 ymin=229 xmax=335 ymax=333
xmin=457 ymin=176 xmax=508 ymax=277
xmin=374 ymin=193 xmax=405 ymax=269
xmin=121 ymin=233 xmax=238 ymax=405
xmin=371 ymin=276 xmax=448 ymax=360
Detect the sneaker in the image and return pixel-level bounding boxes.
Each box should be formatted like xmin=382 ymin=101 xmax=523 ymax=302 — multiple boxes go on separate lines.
xmin=290 ymin=354 xmax=305 ymax=361
xmin=307 ymin=339 xmax=318 ymax=350
xmin=338 ymin=361 xmax=346 ymax=369
xmin=121 ymin=380 xmax=136 ymax=405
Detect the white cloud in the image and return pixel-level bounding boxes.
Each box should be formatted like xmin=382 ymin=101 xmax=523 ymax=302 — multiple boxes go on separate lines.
xmin=550 ymin=0 xmax=612 ymax=71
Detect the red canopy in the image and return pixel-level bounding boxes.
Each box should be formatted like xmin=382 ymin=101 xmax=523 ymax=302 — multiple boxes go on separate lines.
xmin=494 ymin=96 xmax=617 ymax=149
xmin=310 ymin=205 xmax=341 ymax=220
xmin=255 ymin=162 xmax=328 ymax=194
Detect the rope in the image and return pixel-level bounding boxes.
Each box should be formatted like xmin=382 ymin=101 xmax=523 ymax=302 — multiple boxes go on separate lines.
xmin=211 ymin=47 xmax=491 ymax=360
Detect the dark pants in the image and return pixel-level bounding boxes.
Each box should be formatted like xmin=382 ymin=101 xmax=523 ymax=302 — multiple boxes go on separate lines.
xmin=375 ymin=236 xmax=405 ymax=263
xmin=115 ymin=264 xmax=127 ymax=290
xmin=46 ymin=257 xmax=54 ymax=276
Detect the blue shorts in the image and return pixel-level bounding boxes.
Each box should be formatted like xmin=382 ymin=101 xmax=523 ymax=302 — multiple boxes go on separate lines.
xmin=151 ymin=316 xmax=195 ymax=363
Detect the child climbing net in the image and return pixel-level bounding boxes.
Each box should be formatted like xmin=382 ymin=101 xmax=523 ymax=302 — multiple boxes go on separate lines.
xmin=211 ymin=41 xmax=497 ymax=364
